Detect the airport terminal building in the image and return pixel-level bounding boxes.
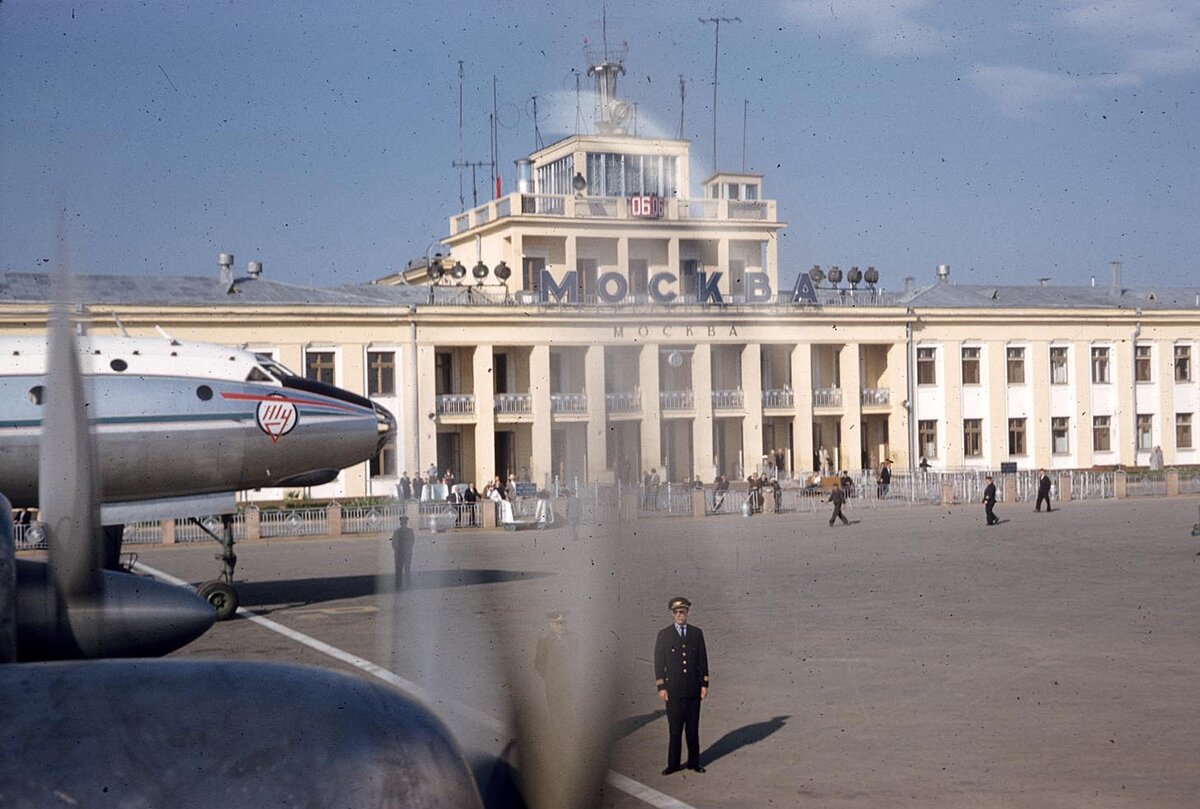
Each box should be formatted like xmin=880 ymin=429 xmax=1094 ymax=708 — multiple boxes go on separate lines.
xmin=3 ymin=99 xmax=1199 ymax=500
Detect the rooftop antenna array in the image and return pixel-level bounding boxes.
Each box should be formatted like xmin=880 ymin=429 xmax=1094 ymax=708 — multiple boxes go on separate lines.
xmin=699 ymin=15 xmax=741 ymax=170
xmin=451 ymin=60 xmax=492 ymax=209
xmin=584 ymin=3 xmax=630 ymax=135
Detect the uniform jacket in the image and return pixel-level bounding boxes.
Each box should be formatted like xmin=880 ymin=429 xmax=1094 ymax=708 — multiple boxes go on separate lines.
xmin=654 ymin=624 xmax=709 ymax=699
xmin=983 ymin=483 xmax=997 ymax=505
xmin=1038 ymin=475 xmax=1052 ymax=496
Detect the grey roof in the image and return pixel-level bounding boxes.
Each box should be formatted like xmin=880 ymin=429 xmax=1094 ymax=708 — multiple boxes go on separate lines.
xmin=0 ymin=272 xmax=410 ymax=307
xmin=899 ymin=281 xmax=1200 ymax=311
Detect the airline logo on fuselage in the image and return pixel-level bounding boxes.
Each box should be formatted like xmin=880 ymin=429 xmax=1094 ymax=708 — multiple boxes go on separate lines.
xmin=256 ymin=395 xmax=298 ymax=443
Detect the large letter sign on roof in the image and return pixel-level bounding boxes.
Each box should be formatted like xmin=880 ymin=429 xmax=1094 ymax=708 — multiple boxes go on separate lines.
xmin=792 ymin=272 xmax=818 ymax=304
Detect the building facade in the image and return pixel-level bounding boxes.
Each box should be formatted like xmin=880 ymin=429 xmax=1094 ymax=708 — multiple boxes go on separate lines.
xmin=3 ymin=113 xmax=1199 ymax=499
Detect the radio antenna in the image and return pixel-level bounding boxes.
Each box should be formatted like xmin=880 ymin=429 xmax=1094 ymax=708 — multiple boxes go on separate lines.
xmin=678 ymin=75 xmax=686 ymax=140
xmin=699 ymin=15 xmax=741 ymax=169
xmin=457 ymin=61 xmax=465 ymax=211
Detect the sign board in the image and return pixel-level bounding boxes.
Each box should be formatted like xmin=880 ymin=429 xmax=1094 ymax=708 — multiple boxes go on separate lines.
xmin=629 ymin=194 xmax=665 ymax=219
xmin=999 ymin=462 xmax=1018 ymax=474
xmin=514 ymin=482 xmax=539 ymax=498
xmin=791 ymin=272 xmax=818 ymax=304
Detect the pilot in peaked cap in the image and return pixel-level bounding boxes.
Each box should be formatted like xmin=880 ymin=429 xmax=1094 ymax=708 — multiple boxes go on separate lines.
xmin=668 ymin=596 xmax=691 ymax=611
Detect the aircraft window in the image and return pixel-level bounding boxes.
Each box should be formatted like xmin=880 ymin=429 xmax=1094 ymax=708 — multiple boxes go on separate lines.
xmin=196 ymin=385 xmax=213 ymax=401
xmin=254 ymin=355 xmax=295 ymax=381
xmin=110 ymin=359 xmax=128 ymax=372
xmin=245 ymin=367 xmax=273 ymax=382
xmin=28 ymin=385 xmax=44 ymax=405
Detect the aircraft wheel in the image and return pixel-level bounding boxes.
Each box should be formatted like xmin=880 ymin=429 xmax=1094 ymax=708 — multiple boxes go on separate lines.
xmin=197 ymin=580 xmax=239 ymax=621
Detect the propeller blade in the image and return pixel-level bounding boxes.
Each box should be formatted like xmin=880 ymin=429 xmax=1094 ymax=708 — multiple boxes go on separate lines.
xmin=40 ymin=303 xmax=103 ymax=601
xmin=1 ymin=495 xmax=15 ymax=663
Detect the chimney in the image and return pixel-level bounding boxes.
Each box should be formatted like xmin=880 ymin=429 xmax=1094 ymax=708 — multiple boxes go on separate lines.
xmin=247 ymin=261 xmax=263 ymax=279
xmin=904 ymin=276 xmax=915 ymax=295
xmin=1038 ymin=277 xmax=1050 ymax=287
xmin=218 ymin=253 xmax=235 ymax=293
xmin=936 ymin=264 xmax=950 ymax=284
xmin=1109 ymin=260 xmax=1122 ymax=296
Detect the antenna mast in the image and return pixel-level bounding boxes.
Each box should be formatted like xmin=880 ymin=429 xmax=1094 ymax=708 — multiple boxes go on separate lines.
xmin=699 ymin=15 xmax=741 ymax=170
xmin=678 ymin=75 xmax=686 ymax=140
xmin=457 ymin=61 xmax=465 ymax=211
xmin=491 ymin=76 xmax=500 ymax=199
xmin=742 ymin=99 xmax=748 ymax=172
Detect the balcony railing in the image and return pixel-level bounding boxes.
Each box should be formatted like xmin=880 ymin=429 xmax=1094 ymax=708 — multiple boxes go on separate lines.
xmin=551 ymin=392 xmax=588 ymax=413
xmin=861 ymin=388 xmax=890 ymax=406
xmin=494 ymin=393 xmax=531 ymax=414
xmin=762 ymin=388 xmax=794 ymax=408
xmin=606 ymin=390 xmax=641 ymax=413
xmin=660 ymin=390 xmax=694 ymax=411
xmin=449 ymin=192 xmax=778 ymax=235
xmin=813 ymin=388 xmax=842 ymax=408
xmin=435 ymin=394 xmax=475 ymax=415
xmin=711 ymin=389 xmax=744 ymax=410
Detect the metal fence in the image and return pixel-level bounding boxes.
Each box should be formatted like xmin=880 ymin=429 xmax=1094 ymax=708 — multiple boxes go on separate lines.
xmin=1125 ymin=472 xmax=1168 ymax=498
xmin=260 ymin=507 xmax=329 ymax=538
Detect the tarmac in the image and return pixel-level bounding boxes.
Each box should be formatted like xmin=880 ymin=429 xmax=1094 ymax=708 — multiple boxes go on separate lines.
xmin=143 ymin=494 xmax=1200 ymax=808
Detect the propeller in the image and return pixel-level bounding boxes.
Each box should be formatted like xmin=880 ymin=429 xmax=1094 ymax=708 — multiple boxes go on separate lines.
xmin=12 ymin=294 xmax=215 ymax=660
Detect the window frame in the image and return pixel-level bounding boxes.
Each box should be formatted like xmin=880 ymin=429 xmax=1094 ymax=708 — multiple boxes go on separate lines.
xmin=1008 ymin=417 xmax=1027 ymax=456
xmin=1174 ymin=345 xmax=1192 ymax=383
xmin=1091 ymin=346 xmax=1111 ymax=384
xmin=1049 ymin=346 xmax=1069 ymax=385
xmin=1006 ymin=346 xmax=1026 ymax=385
xmin=1092 ymin=415 xmax=1111 ymax=453
xmin=1051 ymin=416 xmax=1070 ymax=455
xmin=1177 ymin=413 xmax=1194 ymax=450
xmin=963 ymin=418 xmax=983 ymax=457
xmin=1136 ymin=414 xmax=1153 ymax=451
xmin=918 ymin=419 xmax=938 ymax=459
xmin=304 ymin=349 xmax=337 ymax=386
xmin=961 ymin=346 xmax=981 ymax=386
xmin=916 ymin=346 xmax=937 ymax=386
xmin=367 ymin=350 xmax=396 ymax=397
xmin=1135 ymin=344 xmax=1152 ymax=383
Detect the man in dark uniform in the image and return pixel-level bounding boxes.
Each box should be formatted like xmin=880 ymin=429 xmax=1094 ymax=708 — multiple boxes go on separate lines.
xmin=982 ymin=475 xmax=999 ymax=525
xmin=654 ymin=596 xmax=710 ymax=775
xmin=827 ymin=483 xmax=849 ymax=526
xmin=1035 ymin=470 xmax=1053 ymax=512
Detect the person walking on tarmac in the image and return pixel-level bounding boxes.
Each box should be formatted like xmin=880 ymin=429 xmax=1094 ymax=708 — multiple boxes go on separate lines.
xmin=983 ymin=475 xmax=999 ymax=525
xmin=827 ymin=483 xmax=850 ymax=527
xmin=655 ymin=596 xmax=710 ymax=775
xmin=390 ymin=516 xmax=416 ymax=588
xmin=1035 ymin=470 xmax=1053 ymax=513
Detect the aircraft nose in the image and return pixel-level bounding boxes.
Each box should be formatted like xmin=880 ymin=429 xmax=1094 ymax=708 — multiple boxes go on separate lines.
xmin=373 ymin=402 xmax=396 ymax=453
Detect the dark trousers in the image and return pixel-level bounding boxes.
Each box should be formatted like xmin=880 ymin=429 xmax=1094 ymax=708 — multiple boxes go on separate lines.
xmin=829 ymin=503 xmax=849 ymax=525
xmin=1035 ymin=493 xmax=1051 ymax=512
xmin=666 ymin=696 xmax=702 ymax=769
xmin=985 ymin=502 xmax=998 ymax=525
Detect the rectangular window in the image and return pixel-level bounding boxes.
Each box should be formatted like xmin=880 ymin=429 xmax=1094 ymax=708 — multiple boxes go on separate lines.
xmin=1137 ymin=414 xmax=1153 ymax=450
xmin=367 ymin=351 xmax=395 ymax=396
xmin=1006 ymin=347 xmax=1025 ymax=385
xmin=1050 ymin=346 xmax=1069 ymax=385
xmin=961 ymin=346 xmax=981 ymax=385
xmin=1092 ymin=416 xmax=1111 ymax=452
xmin=305 ymin=351 xmax=335 ymax=385
xmin=917 ymin=347 xmax=936 ymax=385
xmin=1135 ymin=345 xmax=1152 ymax=383
xmin=1177 ymin=413 xmax=1193 ymax=450
xmin=369 ymin=443 xmax=396 ymax=478
xmin=1052 ymin=416 xmax=1070 ymax=454
xmin=963 ymin=419 xmax=983 ymax=457
xmin=1091 ymin=346 xmax=1110 ymax=384
xmin=435 ymin=351 xmax=454 ymax=395
xmin=1008 ymin=418 xmax=1027 ymax=455
xmin=1175 ymin=345 xmax=1192 ymax=383
xmin=918 ymin=420 xmax=938 ymax=458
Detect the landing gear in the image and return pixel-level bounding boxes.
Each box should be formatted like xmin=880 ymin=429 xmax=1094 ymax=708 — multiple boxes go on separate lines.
xmin=191 ymin=514 xmax=240 ymax=621
xmin=196 ymin=579 xmax=239 ymax=621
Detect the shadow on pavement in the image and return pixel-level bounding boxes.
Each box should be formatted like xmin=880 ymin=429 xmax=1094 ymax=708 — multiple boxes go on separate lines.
xmin=701 ymin=715 xmax=789 ymax=765
xmin=231 ymin=569 xmax=554 ymax=608
xmin=613 ymin=709 xmax=666 ymax=740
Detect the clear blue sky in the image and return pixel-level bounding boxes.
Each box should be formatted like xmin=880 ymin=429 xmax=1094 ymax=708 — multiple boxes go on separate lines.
xmin=2 ymin=0 xmax=1198 ymax=291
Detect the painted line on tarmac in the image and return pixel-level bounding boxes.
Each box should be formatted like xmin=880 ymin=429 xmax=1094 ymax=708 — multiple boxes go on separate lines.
xmin=136 ymin=562 xmax=697 ymax=809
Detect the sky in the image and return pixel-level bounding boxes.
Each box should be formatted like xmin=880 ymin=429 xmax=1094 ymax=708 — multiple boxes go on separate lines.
xmin=1 ymin=0 xmax=1198 ymax=292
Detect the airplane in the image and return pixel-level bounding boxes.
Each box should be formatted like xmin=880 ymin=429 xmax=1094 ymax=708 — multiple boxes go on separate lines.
xmin=0 ymin=298 xmax=486 ymax=807
xmin=0 ymin=329 xmax=395 ymax=619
